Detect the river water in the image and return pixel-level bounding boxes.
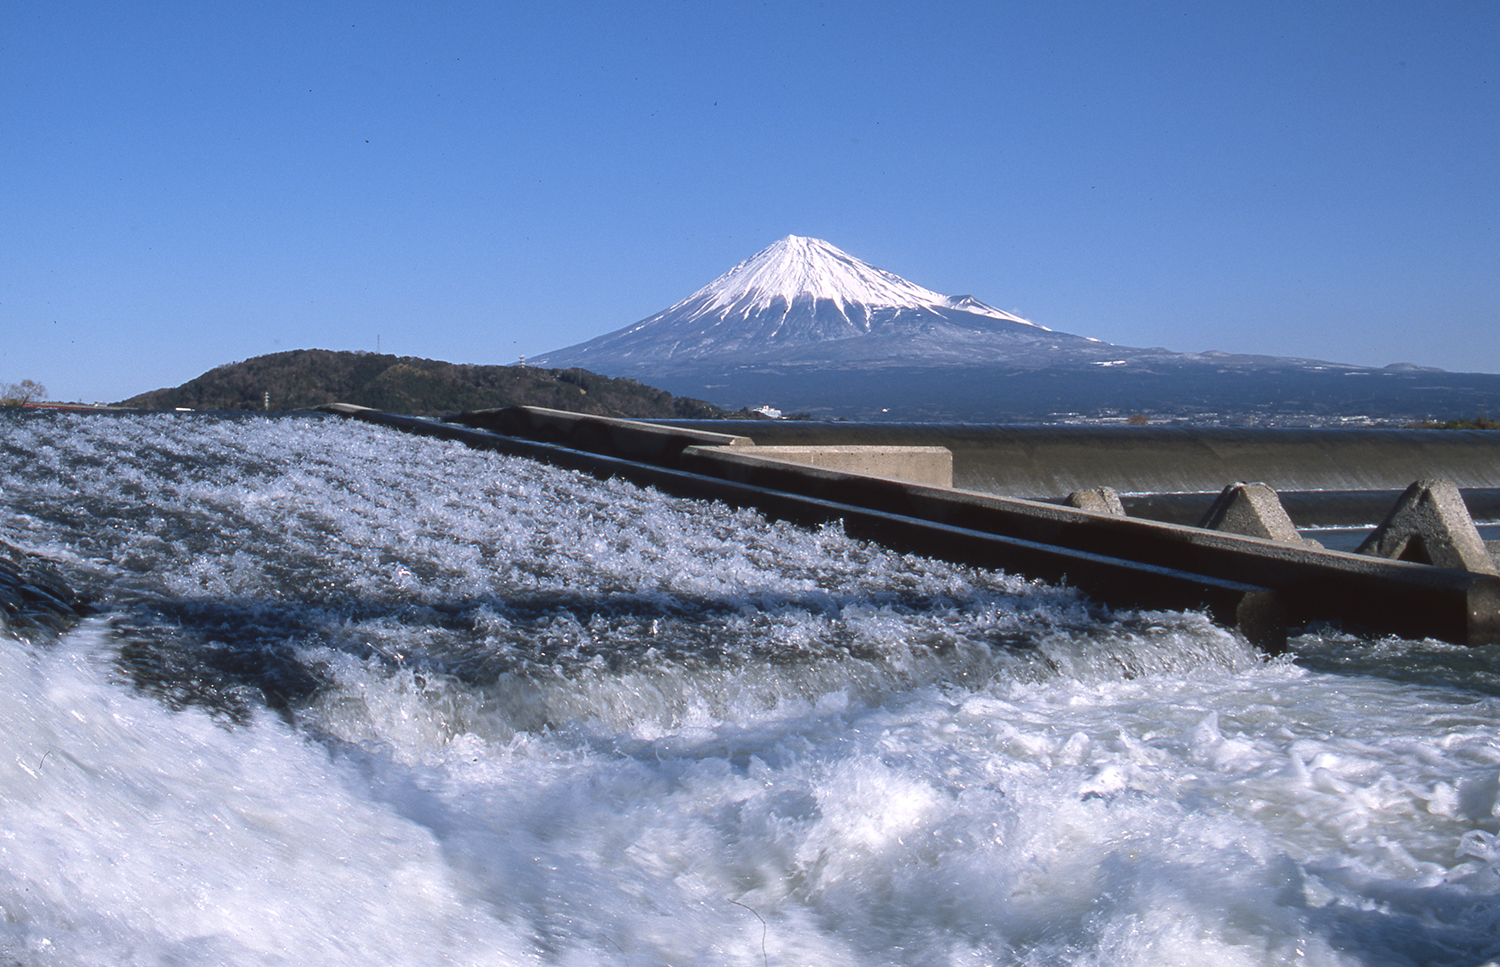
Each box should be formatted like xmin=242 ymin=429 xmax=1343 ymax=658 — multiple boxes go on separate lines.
xmin=2 ymin=411 xmax=1498 ymax=966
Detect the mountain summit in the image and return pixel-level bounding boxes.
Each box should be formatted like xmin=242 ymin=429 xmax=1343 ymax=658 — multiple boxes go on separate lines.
xmin=533 ymin=235 xmax=1110 ymax=373
xmin=658 ymin=234 xmax=1040 ymax=333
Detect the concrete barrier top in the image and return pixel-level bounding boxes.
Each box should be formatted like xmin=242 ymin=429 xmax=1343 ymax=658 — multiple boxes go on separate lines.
xmin=454 ymin=406 xmax=754 ymax=463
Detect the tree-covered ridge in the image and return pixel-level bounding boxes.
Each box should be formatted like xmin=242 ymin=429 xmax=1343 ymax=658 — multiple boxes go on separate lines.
xmin=114 ymin=349 xmax=751 ymax=419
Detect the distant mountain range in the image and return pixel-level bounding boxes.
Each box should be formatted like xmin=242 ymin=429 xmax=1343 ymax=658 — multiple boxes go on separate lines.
xmin=535 ymin=236 xmax=1500 ymax=423
xmin=115 ymin=349 xmax=751 ymax=419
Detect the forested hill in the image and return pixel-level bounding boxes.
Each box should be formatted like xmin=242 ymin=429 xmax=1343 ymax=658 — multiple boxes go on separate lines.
xmin=115 ymin=349 xmax=752 ymax=418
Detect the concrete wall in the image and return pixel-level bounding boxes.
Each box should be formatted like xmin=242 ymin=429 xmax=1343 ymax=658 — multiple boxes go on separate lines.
xmin=692 ymin=445 xmax=953 ymax=488
xmin=660 ymin=421 xmax=1500 ymax=499
xmin=454 ymin=409 xmax=953 ymax=488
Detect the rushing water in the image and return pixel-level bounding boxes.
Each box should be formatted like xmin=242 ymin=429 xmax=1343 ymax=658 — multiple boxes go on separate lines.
xmin=2 ymin=411 xmax=1499 ymax=967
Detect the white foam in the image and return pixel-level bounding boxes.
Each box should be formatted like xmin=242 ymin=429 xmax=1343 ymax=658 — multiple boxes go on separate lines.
xmin=2 ymin=413 xmax=1499 ymax=965
xmin=0 ymin=623 xmax=533 ymax=964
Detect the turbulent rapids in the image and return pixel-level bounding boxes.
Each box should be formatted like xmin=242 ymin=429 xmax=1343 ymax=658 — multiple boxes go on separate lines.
xmin=3 ymin=411 xmax=1500 ymax=966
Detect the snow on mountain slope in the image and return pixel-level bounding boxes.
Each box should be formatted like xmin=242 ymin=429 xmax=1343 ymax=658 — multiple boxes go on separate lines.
xmin=533 ymin=236 xmax=1098 ymax=374
xmin=669 ymin=235 xmax=1044 ymax=328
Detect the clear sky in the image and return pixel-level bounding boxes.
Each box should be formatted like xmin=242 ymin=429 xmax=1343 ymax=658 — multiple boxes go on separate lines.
xmin=4 ymin=0 xmax=1497 ymax=403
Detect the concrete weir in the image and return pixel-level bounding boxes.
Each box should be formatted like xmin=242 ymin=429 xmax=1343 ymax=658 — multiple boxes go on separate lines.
xmin=659 ymin=421 xmax=1500 ymax=496
xmin=664 ymin=420 xmax=1500 ymax=529
xmin=321 ymin=405 xmax=1500 ymax=652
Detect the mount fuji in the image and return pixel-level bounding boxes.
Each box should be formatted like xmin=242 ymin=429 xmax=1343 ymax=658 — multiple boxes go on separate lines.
xmin=534 ymin=235 xmax=1125 ymax=371
xmin=533 ymin=236 xmax=1500 ymax=423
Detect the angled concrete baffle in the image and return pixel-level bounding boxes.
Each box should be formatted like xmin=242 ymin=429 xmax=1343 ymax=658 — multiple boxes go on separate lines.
xmin=1198 ymin=483 xmax=1320 ymax=546
xmin=1065 ymin=488 xmax=1127 ymax=516
xmin=1357 ymin=479 xmax=1499 ymax=574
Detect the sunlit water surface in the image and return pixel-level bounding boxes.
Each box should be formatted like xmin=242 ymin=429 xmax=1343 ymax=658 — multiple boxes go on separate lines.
xmin=2 ymin=412 xmax=1498 ymax=966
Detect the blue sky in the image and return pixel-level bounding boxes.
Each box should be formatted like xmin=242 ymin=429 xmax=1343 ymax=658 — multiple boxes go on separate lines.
xmin=5 ymin=0 xmax=1497 ymax=403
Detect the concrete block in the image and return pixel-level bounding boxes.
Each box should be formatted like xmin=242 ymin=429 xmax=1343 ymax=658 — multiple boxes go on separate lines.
xmin=1357 ymin=479 xmax=1499 ymax=575
xmin=695 ymin=445 xmax=953 ymax=489
xmin=1198 ymin=483 xmax=1314 ymax=545
xmin=1065 ymin=487 xmax=1126 ymax=516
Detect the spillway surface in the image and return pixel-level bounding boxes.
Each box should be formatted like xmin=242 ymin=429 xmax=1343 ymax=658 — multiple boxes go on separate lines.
xmin=3 ymin=411 xmax=1500 ymax=966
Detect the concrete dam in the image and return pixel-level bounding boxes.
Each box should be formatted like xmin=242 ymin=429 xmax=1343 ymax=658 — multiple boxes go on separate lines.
xmin=322 ymin=405 xmax=1500 ymax=652
xmin=662 ymin=421 xmax=1500 ymax=529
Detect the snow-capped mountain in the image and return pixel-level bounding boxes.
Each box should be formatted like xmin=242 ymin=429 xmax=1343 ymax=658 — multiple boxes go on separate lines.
xmin=530 ymin=236 xmax=1488 ymax=422
xmin=533 ymin=235 xmax=1117 ymax=372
